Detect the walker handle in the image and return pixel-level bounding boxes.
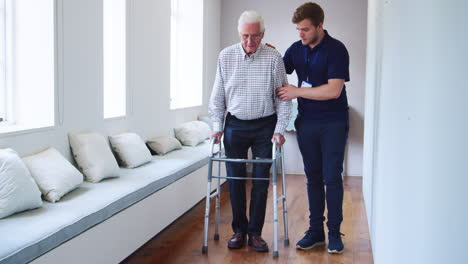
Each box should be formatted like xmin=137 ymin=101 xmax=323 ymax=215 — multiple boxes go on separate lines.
xmin=210 ymin=136 xmax=220 ymax=157
xmin=272 ymin=139 xmax=282 ymax=159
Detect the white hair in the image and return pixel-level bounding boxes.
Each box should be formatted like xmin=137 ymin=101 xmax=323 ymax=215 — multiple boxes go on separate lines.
xmin=237 ymin=11 xmax=265 ymax=33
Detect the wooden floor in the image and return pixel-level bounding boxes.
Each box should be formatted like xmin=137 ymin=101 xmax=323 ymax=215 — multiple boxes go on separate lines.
xmin=121 ymin=175 xmax=373 ymax=264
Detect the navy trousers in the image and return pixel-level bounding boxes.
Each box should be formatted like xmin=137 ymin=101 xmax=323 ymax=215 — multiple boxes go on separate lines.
xmin=223 ymin=113 xmax=276 ymax=236
xmin=295 ymin=114 xmax=349 ymax=233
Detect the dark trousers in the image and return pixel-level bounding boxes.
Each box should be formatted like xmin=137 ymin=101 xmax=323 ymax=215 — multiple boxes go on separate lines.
xmin=223 ymin=113 xmax=276 ymax=236
xmin=295 ymin=114 xmax=349 ymax=233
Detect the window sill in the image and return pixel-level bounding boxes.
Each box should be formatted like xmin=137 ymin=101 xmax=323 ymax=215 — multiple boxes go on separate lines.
xmin=0 ymin=123 xmax=56 ymax=138
xmin=170 ymin=104 xmax=203 ymax=111
xmin=104 ymin=116 xmax=127 ymax=121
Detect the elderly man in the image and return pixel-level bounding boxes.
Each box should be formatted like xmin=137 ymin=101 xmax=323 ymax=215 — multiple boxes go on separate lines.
xmin=209 ymin=11 xmax=291 ymax=252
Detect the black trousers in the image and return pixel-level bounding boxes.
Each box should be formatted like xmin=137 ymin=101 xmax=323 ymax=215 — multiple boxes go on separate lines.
xmin=295 ymin=113 xmax=349 ymax=234
xmin=223 ymin=113 xmax=277 ymax=236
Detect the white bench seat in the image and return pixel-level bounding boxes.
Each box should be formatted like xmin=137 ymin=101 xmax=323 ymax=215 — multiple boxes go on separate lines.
xmin=0 ymin=141 xmax=215 ymax=264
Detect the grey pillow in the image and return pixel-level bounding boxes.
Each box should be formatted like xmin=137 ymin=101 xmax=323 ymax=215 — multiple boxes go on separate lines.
xmin=68 ymin=131 xmax=120 ymax=182
xmin=174 ymin=121 xmax=211 ymax=146
xmin=108 ymin=133 xmax=153 ymax=168
xmin=146 ymin=136 xmax=182 ymax=155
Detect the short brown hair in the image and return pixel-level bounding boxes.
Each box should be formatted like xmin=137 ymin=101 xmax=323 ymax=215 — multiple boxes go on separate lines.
xmin=292 ymin=2 xmax=324 ymax=27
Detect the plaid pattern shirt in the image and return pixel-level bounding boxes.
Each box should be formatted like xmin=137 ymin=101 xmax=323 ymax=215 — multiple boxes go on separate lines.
xmin=209 ymin=43 xmax=291 ymax=134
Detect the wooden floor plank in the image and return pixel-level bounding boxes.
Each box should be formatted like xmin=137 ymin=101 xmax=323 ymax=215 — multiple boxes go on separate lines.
xmin=122 ymin=175 xmax=373 ymax=264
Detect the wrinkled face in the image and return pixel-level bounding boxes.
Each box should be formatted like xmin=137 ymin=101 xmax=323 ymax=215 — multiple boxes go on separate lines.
xmin=239 ymin=22 xmax=264 ymax=55
xmin=296 ymin=19 xmax=322 ymax=46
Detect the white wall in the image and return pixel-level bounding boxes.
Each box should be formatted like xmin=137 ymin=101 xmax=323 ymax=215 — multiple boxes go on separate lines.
xmin=220 ymin=0 xmax=367 ymax=176
xmin=0 ymin=0 xmax=221 ymax=160
xmin=362 ymin=0 xmax=381 ymax=233
xmin=364 ymin=0 xmax=468 ymax=263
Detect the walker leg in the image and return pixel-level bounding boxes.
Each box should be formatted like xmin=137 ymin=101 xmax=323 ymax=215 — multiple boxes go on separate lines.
xmin=202 ymin=181 xmax=211 ymax=253
xmin=214 ymin=159 xmax=222 ymax=240
xmin=280 ymin=149 xmax=290 ymax=246
xmin=272 ymin=160 xmax=279 ymax=257
xmin=214 ymin=194 xmax=220 ymax=240
xmin=214 ymin=193 xmax=220 ymax=240
xmin=202 ymin=161 xmax=214 ymax=254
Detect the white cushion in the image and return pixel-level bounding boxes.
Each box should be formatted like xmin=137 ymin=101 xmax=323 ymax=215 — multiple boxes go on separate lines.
xmin=174 ymin=121 xmax=211 ymax=146
xmin=197 ymin=114 xmax=213 ymax=131
xmin=68 ymin=132 xmax=120 ymax=182
xmin=109 ymin=132 xmax=152 ymax=168
xmin=0 ymin=149 xmax=42 ymax=219
xmin=22 ymin=148 xmax=84 ymax=203
xmin=147 ymin=136 xmax=182 ymax=155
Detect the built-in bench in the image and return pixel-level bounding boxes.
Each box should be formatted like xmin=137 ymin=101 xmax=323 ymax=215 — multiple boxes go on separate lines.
xmin=0 ymin=141 xmax=224 ymax=264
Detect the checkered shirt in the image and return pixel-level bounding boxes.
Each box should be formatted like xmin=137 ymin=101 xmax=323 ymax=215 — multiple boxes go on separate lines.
xmin=209 ymin=43 xmax=291 ymax=134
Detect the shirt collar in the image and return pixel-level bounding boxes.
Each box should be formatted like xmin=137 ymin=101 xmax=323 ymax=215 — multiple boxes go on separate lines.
xmin=239 ymin=43 xmax=263 ymax=60
xmin=303 ymin=30 xmax=331 ymax=51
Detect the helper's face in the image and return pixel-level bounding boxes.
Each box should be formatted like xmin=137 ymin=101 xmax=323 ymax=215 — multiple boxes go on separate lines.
xmin=296 ymin=19 xmax=322 ymax=46
xmin=239 ymin=22 xmax=264 ymax=55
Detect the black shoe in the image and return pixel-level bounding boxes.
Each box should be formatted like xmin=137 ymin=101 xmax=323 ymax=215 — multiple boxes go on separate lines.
xmin=227 ymin=233 xmax=246 ymax=249
xmin=296 ymin=229 xmax=325 ymax=250
xmin=248 ymin=235 xmax=269 ymax=252
xmin=327 ymin=232 xmax=344 ymax=254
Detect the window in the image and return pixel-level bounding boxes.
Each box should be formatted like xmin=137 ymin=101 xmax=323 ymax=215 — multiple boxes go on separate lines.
xmin=0 ymin=0 xmax=12 ymax=123
xmin=170 ymin=0 xmax=203 ymax=109
xmin=0 ymin=0 xmax=55 ymax=132
xmin=103 ymin=0 xmax=126 ymax=119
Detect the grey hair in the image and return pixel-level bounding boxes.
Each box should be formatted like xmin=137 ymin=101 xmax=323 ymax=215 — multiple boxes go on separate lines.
xmin=237 ymin=11 xmax=265 ymax=33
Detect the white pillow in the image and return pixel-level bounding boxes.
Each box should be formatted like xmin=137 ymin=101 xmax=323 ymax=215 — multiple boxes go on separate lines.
xmin=147 ymin=136 xmax=182 ymax=155
xmin=197 ymin=114 xmax=213 ymax=132
xmin=174 ymin=121 xmax=211 ymax=146
xmin=22 ymin=147 xmax=83 ymax=203
xmin=109 ymin=132 xmax=152 ymax=168
xmin=68 ymin=132 xmax=120 ymax=183
xmin=0 ymin=149 xmax=42 ymax=219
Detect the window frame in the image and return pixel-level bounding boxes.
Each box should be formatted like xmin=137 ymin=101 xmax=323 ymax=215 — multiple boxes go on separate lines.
xmin=0 ymin=0 xmax=58 ymax=136
xmin=0 ymin=0 xmax=14 ymax=124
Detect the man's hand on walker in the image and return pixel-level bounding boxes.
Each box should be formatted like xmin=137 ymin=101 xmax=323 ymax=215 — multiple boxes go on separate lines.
xmin=210 ymin=132 xmax=223 ymax=144
xmin=271 ymin=133 xmax=285 ymax=146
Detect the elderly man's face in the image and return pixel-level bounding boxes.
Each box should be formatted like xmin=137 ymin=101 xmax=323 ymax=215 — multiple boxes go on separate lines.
xmin=239 ymin=22 xmax=264 ymax=55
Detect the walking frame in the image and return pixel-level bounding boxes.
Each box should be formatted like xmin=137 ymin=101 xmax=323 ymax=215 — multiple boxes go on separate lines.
xmin=202 ymin=137 xmax=290 ymax=258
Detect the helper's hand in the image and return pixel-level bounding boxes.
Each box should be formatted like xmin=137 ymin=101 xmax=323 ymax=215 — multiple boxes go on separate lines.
xmin=276 ymin=84 xmax=300 ymax=100
xmin=271 ymin=133 xmax=285 ymax=146
xmin=265 ymin=43 xmax=276 ymax=49
xmin=210 ymin=132 xmax=223 ymax=144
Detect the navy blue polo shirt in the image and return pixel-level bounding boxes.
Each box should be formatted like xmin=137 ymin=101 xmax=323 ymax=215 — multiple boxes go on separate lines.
xmin=283 ymin=30 xmax=350 ymax=121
